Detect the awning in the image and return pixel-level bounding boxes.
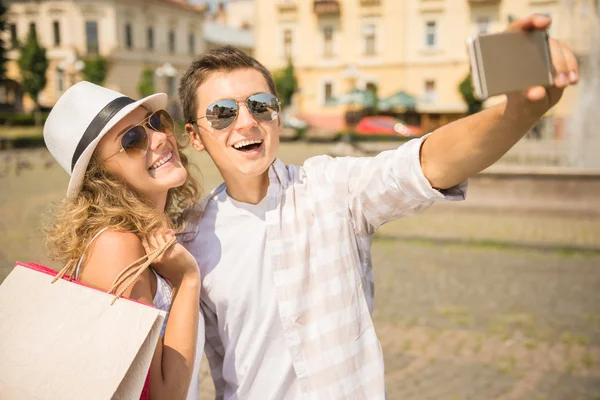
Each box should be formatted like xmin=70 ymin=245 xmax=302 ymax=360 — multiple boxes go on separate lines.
xmin=378 ymin=91 xmax=417 ymax=111
xmin=327 ymin=88 xmax=377 ymax=108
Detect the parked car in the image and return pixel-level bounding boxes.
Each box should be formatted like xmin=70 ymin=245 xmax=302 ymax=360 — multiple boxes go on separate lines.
xmin=280 ymin=112 xmax=309 ymax=141
xmin=282 ymin=112 xmax=309 ymax=130
xmin=355 ymin=116 xmax=423 ymax=137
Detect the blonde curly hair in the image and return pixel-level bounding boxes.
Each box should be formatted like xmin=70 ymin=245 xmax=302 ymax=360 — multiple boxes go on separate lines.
xmin=45 ymin=141 xmax=202 ymax=270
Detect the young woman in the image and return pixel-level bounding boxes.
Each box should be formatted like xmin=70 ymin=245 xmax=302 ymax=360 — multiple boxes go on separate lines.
xmin=43 ymin=81 xmax=203 ymax=400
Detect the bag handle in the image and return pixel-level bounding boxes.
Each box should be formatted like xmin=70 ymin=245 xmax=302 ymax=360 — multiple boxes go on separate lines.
xmin=52 ymin=236 xmax=178 ymax=305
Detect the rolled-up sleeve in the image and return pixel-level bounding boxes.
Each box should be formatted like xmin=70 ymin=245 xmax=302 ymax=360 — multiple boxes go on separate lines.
xmin=304 ymin=135 xmax=467 ymax=236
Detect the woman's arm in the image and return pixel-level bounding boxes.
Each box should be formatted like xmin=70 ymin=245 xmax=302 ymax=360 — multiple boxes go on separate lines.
xmin=80 ymin=230 xmax=200 ymax=400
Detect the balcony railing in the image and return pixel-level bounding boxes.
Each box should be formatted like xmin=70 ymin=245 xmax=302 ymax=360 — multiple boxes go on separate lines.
xmin=360 ymin=0 xmax=381 ymax=6
xmin=314 ymin=0 xmax=341 ymax=16
xmin=468 ymin=0 xmax=501 ymax=4
xmin=277 ymin=1 xmax=298 ymax=12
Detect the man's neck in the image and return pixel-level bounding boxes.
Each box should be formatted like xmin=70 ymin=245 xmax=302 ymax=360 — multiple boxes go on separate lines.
xmin=223 ymin=170 xmax=270 ymax=205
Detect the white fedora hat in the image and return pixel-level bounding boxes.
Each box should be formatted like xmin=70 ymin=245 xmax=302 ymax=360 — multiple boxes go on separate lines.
xmin=43 ymin=81 xmax=168 ymax=198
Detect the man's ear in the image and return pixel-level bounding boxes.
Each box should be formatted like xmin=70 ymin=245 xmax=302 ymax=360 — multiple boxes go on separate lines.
xmin=185 ymin=123 xmax=205 ymax=152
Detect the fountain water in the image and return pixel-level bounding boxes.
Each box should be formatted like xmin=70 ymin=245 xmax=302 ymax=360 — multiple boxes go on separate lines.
xmin=566 ymin=0 xmax=600 ymax=168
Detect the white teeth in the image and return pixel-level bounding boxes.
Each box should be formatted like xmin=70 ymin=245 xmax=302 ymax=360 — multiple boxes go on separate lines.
xmin=149 ymin=152 xmax=173 ymax=170
xmin=233 ymin=139 xmax=263 ymax=149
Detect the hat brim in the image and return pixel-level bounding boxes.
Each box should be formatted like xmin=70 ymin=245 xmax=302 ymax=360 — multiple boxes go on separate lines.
xmin=66 ymin=92 xmax=168 ymax=198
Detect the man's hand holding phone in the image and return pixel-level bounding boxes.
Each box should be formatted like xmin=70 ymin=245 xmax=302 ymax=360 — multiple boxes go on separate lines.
xmin=507 ymin=14 xmax=579 ymax=114
xmin=468 ymin=14 xmax=579 ymax=119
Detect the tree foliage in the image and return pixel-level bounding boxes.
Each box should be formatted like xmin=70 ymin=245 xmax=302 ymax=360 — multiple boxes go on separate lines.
xmin=137 ymin=66 xmax=156 ymax=98
xmin=0 ymin=1 xmax=8 ymax=79
xmin=273 ymin=58 xmax=298 ymax=108
xmin=459 ymin=72 xmax=483 ymax=115
xmin=82 ymin=55 xmax=109 ymax=85
xmin=17 ymin=26 xmax=48 ymax=124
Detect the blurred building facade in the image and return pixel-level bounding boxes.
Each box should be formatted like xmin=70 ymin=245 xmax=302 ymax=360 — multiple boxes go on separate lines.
xmin=255 ymin=0 xmax=597 ymax=135
xmin=204 ymin=0 xmax=255 ymax=55
xmin=207 ymin=0 xmax=254 ymax=30
xmin=4 ymin=0 xmax=206 ymax=113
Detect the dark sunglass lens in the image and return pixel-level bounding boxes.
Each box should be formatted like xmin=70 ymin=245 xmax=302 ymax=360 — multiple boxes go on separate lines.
xmin=121 ymin=126 xmax=148 ymax=157
xmin=247 ymin=93 xmax=280 ymax=122
xmin=206 ymin=99 xmax=238 ymax=130
xmin=148 ymin=111 xmax=163 ymax=131
xmin=149 ymin=110 xmax=174 ymax=134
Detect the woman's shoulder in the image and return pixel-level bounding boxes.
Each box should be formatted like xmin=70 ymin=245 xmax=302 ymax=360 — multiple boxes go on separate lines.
xmin=80 ymin=229 xmax=153 ymax=301
xmin=92 ymin=229 xmax=143 ymax=251
xmin=86 ymin=229 xmax=146 ymax=274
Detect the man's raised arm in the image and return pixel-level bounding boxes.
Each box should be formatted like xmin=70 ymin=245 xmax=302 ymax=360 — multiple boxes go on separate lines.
xmin=421 ymin=14 xmax=579 ymax=190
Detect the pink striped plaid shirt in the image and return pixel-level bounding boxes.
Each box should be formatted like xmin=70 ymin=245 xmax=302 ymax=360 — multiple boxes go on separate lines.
xmin=181 ymin=136 xmax=467 ymax=399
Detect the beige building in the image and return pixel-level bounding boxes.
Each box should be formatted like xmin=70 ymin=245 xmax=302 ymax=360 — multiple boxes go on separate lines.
xmin=4 ymin=0 xmax=205 ymax=114
xmin=204 ymin=0 xmax=255 ymax=56
xmin=208 ymin=0 xmax=255 ymax=30
xmin=255 ymin=0 xmax=597 ymax=134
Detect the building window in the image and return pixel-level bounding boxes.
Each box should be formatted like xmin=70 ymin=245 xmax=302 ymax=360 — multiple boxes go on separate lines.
xmin=424 ymin=80 xmax=436 ymax=102
xmin=188 ymin=33 xmax=195 ymax=55
xmin=476 ymin=16 xmax=490 ymax=35
xmin=323 ymin=81 xmax=333 ymax=104
xmin=168 ymin=30 xmax=175 ymax=53
xmin=125 ymin=23 xmax=133 ymax=49
xmin=29 ymin=22 xmax=36 ymax=37
xmin=56 ymin=68 xmax=65 ymax=93
xmin=53 ymin=21 xmax=61 ymax=46
xmin=86 ymin=21 xmax=99 ymax=55
xmin=283 ymin=29 xmax=293 ymax=58
xmin=425 ymin=21 xmax=437 ymax=48
xmin=147 ymin=27 xmax=154 ymax=50
xmin=363 ymin=24 xmax=376 ymax=56
xmin=323 ymin=26 xmax=334 ymax=58
xmin=9 ymin=24 xmax=17 ymax=47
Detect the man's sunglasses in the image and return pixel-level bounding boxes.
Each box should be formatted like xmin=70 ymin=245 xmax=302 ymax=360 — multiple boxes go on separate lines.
xmin=105 ymin=109 xmax=174 ymax=160
xmin=192 ymin=92 xmax=281 ymax=131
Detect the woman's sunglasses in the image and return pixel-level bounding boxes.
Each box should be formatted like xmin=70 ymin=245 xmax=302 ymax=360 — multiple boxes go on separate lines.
xmin=105 ymin=109 xmax=174 ymax=160
xmin=193 ymin=92 xmax=281 ymax=131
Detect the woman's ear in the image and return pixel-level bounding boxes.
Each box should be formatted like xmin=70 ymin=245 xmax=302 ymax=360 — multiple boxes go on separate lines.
xmin=185 ymin=123 xmax=205 ymax=152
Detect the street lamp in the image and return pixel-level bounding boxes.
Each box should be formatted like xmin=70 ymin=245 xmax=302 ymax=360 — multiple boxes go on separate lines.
xmin=155 ymin=62 xmax=177 ymax=78
xmin=155 ymin=62 xmax=178 ymax=97
xmin=155 ymin=62 xmax=181 ymax=119
xmin=341 ymin=64 xmax=362 ymax=138
xmin=58 ymin=54 xmax=84 ymax=88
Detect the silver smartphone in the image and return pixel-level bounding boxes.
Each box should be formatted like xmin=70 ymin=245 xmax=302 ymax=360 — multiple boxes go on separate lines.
xmin=466 ymin=30 xmax=554 ymax=100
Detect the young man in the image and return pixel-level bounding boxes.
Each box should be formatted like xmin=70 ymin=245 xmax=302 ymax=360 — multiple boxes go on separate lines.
xmin=179 ymin=15 xmax=579 ymax=399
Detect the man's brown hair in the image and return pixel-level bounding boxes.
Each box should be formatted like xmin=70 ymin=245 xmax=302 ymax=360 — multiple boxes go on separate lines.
xmin=179 ymin=45 xmax=278 ymax=125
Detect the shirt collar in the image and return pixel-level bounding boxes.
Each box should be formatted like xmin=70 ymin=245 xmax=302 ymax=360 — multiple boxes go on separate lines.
xmin=269 ymin=157 xmax=289 ymax=189
xmin=179 ymin=158 xmax=286 ymax=241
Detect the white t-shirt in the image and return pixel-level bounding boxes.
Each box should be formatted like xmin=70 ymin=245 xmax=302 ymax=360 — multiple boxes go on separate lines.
xmin=191 ymin=189 xmax=301 ymax=399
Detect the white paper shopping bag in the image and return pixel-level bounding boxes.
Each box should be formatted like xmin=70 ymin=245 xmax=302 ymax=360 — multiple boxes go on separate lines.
xmin=0 ymin=262 xmax=166 ymax=400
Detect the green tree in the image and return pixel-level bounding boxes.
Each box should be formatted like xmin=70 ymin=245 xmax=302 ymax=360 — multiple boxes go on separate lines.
xmin=137 ymin=66 xmax=156 ymax=98
xmin=273 ymin=58 xmax=298 ymax=108
xmin=82 ymin=55 xmax=109 ymax=85
xmin=459 ymin=72 xmax=483 ymax=115
xmin=18 ymin=26 xmax=48 ymax=125
xmin=0 ymin=0 xmax=8 ymax=79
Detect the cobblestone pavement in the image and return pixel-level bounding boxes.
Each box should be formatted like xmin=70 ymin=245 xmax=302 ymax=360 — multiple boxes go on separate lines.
xmin=198 ymin=241 xmax=600 ymax=400
xmin=2 ymin=147 xmax=599 ymax=399
xmin=378 ymin=207 xmax=600 ymax=250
